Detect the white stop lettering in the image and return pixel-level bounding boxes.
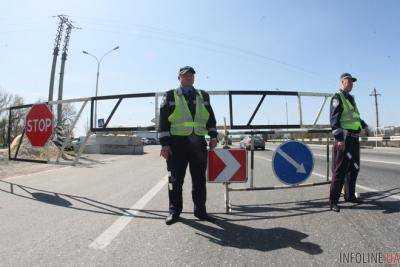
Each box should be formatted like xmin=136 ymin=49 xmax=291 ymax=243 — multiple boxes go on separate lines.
xmin=27 ymin=118 xmax=52 ymax=132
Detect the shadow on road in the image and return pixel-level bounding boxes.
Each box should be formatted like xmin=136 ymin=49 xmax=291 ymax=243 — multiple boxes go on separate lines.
xmin=0 ymin=180 xmax=133 ymax=217
xmin=353 ymin=187 xmax=400 ymax=214
xmin=0 ymin=180 xmax=398 ymax=220
xmin=31 ymin=192 xmax=73 ymax=207
xmin=226 ymin=197 xmax=330 ymax=222
xmin=228 ymin=187 xmax=400 ymax=218
xmin=180 ymin=216 xmax=323 ymax=255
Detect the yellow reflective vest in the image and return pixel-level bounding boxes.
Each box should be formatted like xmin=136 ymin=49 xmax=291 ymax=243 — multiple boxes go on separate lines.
xmin=168 ymin=89 xmax=210 ymax=136
xmin=338 ymin=92 xmax=362 ymax=131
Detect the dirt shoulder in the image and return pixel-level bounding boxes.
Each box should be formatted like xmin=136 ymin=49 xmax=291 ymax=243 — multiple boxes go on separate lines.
xmin=0 ymin=149 xmax=137 ymax=180
xmin=0 ymin=149 xmax=64 ymax=180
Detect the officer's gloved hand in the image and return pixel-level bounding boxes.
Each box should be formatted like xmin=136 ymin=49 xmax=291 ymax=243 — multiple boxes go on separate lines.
xmin=209 ymin=138 xmax=218 ymax=150
xmin=363 ymin=127 xmax=371 ymax=137
xmin=336 ymin=141 xmax=345 ymax=151
xmin=160 ymin=146 xmax=172 ymax=160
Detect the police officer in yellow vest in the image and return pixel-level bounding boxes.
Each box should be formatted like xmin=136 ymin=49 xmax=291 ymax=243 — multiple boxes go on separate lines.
xmin=329 ymin=73 xmax=369 ymax=212
xmin=159 ymin=66 xmax=218 ymax=225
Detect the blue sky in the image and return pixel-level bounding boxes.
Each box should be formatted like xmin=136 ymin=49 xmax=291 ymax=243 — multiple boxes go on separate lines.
xmin=1 ymin=0 xmax=399 ymax=135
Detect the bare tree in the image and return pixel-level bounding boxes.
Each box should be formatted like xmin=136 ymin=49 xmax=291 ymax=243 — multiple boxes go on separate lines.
xmin=0 ymin=89 xmax=12 ymax=146
xmin=52 ymin=102 xmax=77 ymax=150
xmin=0 ymin=89 xmax=24 ymax=147
xmin=60 ymin=103 xmax=77 ymax=138
xmin=9 ymin=95 xmax=24 ymax=142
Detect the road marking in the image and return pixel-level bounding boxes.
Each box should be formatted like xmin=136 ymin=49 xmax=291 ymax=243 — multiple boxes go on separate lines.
xmin=267 ymin=146 xmax=400 ymax=166
xmin=355 ymin=184 xmax=400 ymax=201
xmin=267 ymin=145 xmax=400 ymax=165
xmin=89 ymin=174 xmax=168 ymax=250
xmin=312 ymin=153 xmax=400 ymax=166
xmin=255 ymin=155 xmax=272 ymax=162
xmin=269 ymin=143 xmax=400 ymax=155
xmin=3 ymin=166 xmax=72 ymax=181
xmin=255 ymin=155 xmax=400 ymax=201
xmin=2 ymin=155 xmax=123 ymax=181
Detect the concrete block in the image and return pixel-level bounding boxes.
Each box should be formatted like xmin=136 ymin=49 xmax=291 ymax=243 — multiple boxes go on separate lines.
xmin=81 ymin=134 xmax=143 ymax=155
xmin=99 ymin=144 xmax=143 ymax=155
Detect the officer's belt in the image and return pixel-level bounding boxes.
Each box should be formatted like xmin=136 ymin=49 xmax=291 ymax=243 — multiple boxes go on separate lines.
xmin=345 ymin=132 xmax=360 ymax=138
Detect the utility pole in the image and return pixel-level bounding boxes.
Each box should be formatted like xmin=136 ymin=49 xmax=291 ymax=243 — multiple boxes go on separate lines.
xmin=56 ymin=19 xmax=79 ymax=124
xmin=48 ymin=15 xmax=67 ymax=103
xmin=369 ymin=88 xmax=381 ymax=136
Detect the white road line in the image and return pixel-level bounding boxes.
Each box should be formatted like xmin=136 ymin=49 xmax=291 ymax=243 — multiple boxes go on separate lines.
xmin=2 ymin=155 xmax=123 ymax=181
xmin=266 ymin=146 xmax=400 ymax=166
xmin=3 ymin=166 xmax=72 ymax=181
xmin=356 ymin=184 xmax=400 ymax=201
xmin=255 ymin=155 xmax=272 ymax=162
xmin=254 ymin=155 xmax=400 ymax=200
xmin=89 ymin=174 xmax=168 ymax=250
xmin=312 ymin=153 xmax=400 ymax=166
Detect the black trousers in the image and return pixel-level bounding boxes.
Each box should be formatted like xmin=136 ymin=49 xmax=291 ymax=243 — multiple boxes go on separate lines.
xmin=167 ymin=136 xmax=208 ymax=216
xmin=329 ymin=136 xmax=360 ymax=204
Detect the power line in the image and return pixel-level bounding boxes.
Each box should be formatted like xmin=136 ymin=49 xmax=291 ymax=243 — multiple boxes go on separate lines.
xmin=72 ymin=16 xmax=335 ymax=82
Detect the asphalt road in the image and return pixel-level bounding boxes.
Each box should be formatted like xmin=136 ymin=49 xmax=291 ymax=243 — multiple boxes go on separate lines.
xmin=0 ymin=144 xmax=399 ymax=266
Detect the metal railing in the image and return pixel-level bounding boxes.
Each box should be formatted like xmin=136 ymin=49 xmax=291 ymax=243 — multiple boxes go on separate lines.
xmin=3 ymin=89 xmax=333 ymax=168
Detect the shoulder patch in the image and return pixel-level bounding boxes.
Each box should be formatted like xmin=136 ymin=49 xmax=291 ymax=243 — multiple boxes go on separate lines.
xmin=332 ymin=98 xmax=339 ymax=108
xmin=160 ymin=94 xmax=168 ymax=107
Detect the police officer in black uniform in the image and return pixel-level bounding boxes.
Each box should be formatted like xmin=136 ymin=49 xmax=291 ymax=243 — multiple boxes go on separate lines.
xmin=158 ymin=66 xmax=218 ymax=225
xmin=329 ymin=73 xmax=369 ymax=212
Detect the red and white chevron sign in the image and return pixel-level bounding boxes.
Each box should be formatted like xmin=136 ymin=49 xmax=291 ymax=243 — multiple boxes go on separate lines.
xmin=207 ymin=148 xmax=247 ymax=183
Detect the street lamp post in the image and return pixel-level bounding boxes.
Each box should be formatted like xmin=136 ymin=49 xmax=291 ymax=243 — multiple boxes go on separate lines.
xmin=83 ymin=46 xmax=119 ymax=127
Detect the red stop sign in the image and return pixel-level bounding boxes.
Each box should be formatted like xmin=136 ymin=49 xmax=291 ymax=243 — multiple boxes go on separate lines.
xmin=25 ymin=104 xmax=54 ymax=147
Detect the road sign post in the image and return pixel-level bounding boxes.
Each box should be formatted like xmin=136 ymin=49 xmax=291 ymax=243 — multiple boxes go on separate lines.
xmin=25 ymin=104 xmax=54 ymax=147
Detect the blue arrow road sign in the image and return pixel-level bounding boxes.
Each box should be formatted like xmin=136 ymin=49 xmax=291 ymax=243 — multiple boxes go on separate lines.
xmin=272 ymin=141 xmax=314 ymax=185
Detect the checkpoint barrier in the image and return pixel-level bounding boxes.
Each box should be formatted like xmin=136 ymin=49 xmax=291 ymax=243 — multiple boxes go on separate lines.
xmin=3 ymin=89 xmax=333 ymax=165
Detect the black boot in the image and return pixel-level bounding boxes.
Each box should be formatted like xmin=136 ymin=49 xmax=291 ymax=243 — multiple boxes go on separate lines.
xmin=345 ymin=197 xmax=363 ymax=203
xmin=194 ymin=212 xmax=215 ymax=222
xmin=330 ymin=203 xmax=340 ymax=212
xmin=165 ymin=214 xmax=179 ymax=225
